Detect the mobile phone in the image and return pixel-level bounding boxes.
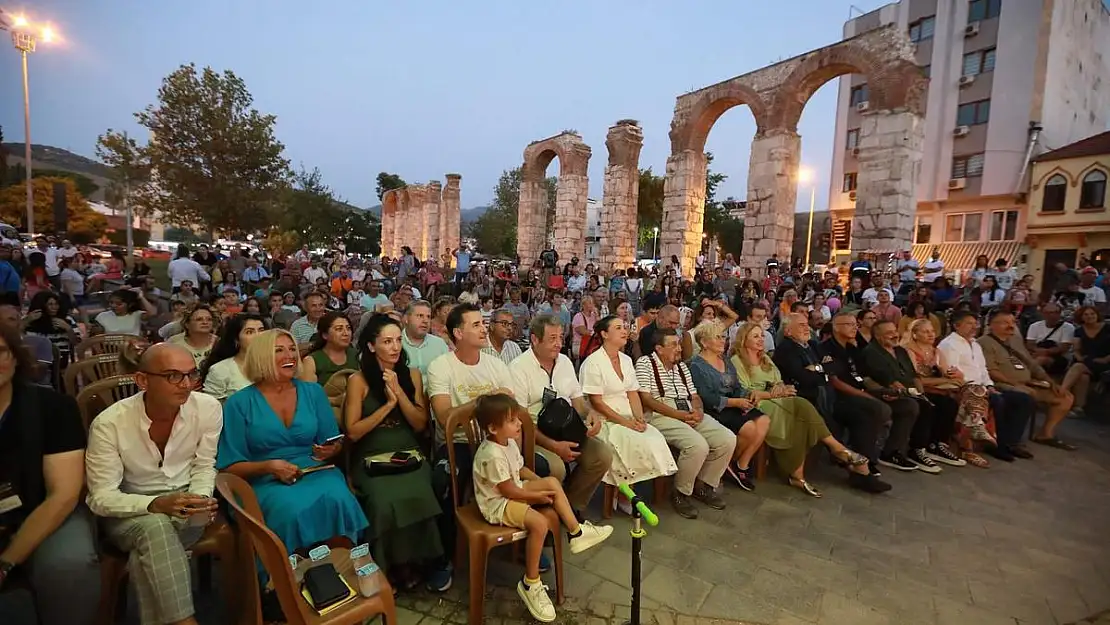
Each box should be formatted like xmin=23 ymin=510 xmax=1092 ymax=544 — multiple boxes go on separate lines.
xmin=321 ymin=434 xmax=345 ymax=446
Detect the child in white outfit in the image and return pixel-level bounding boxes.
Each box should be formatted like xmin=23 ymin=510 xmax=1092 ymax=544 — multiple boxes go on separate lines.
xmin=471 ymin=394 xmax=613 ymax=623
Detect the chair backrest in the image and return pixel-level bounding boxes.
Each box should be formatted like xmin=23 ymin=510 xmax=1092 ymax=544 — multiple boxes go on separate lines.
xmin=64 ymin=353 xmax=121 ymax=396
xmin=77 ymin=374 xmax=139 ymax=430
xmin=444 ymin=404 xmax=536 ymax=512
xmin=73 ymin=333 xmax=145 ymax=361
xmin=215 ymin=473 xmax=314 ymax=625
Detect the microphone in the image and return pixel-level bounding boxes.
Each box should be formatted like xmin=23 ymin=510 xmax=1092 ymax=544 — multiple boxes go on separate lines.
xmin=617 ymin=483 xmax=659 ymax=526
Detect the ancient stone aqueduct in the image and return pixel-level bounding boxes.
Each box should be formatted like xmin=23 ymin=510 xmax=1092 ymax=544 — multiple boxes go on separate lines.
xmin=380 ymin=24 xmax=928 ymax=277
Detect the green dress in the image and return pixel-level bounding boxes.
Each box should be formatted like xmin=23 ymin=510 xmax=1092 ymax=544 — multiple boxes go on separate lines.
xmin=731 ymin=355 xmax=831 ymax=474
xmin=310 ymin=348 xmax=359 ymax=385
xmin=350 ymin=387 xmax=444 ymax=572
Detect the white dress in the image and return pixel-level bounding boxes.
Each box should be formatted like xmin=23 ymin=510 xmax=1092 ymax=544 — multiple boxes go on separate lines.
xmin=579 ymin=349 xmax=677 ymax=486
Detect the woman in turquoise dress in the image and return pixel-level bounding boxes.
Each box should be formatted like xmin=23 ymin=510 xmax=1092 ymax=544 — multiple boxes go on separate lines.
xmin=344 ymin=313 xmax=445 ymax=588
xmin=217 ymin=329 xmax=368 ymax=554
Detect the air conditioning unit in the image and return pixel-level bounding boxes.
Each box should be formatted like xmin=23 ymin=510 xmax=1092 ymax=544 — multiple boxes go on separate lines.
xmin=953 ymin=125 xmax=971 ymax=137
xmin=851 ymin=147 xmax=861 ymax=157
xmin=949 ymin=178 xmax=967 ymax=190
xmin=848 ymin=190 xmax=858 ymax=201
xmin=855 ymin=101 xmax=870 ymax=113
xmin=958 ymin=75 xmax=976 ymax=88
xmin=965 ymin=22 xmax=980 ymax=37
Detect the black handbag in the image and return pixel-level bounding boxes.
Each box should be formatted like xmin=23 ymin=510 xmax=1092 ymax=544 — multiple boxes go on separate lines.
xmin=302 ymin=563 xmax=351 ymax=611
xmin=537 ymin=397 xmax=587 ymax=447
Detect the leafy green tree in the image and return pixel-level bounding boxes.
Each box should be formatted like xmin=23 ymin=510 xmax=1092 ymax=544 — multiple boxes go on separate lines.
xmin=273 ymin=166 xmax=380 ymax=254
xmin=342 ymin=209 xmax=380 ymax=255
xmin=701 ymin=152 xmax=744 ymax=258
xmin=375 ymin=172 xmax=406 ymax=201
xmin=468 ymin=167 xmax=555 ymax=257
xmin=636 ymin=168 xmax=665 ymax=247
xmin=32 ymin=169 xmax=100 ymax=198
xmin=96 ymin=129 xmax=150 ymax=211
xmin=0 ymin=177 xmax=107 ymax=239
xmin=101 ymin=63 xmax=290 ymax=236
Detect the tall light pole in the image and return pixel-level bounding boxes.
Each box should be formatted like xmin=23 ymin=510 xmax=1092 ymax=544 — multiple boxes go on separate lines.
xmin=652 ymin=226 xmax=660 ymax=262
xmin=799 ymin=167 xmax=817 ymax=269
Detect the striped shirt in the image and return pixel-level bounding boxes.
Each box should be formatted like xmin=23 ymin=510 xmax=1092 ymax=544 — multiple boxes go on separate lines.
xmin=634 ymin=353 xmax=697 ymax=409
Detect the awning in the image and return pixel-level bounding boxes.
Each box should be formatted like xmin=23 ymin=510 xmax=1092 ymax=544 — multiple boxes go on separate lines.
xmin=910 ymin=241 xmax=1023 ymax=270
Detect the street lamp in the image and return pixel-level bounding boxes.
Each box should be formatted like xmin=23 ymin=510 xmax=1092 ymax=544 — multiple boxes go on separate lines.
xmin=1 ymin=10 xmax=59 ymax=237
xmin=652 ymin=226 xmax=660 ymax=262
xmin=798 ymin=167 xmax=817 ymax=269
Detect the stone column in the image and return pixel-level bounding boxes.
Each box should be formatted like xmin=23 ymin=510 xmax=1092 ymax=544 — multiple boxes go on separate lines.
xmin=425 ymin=180 xmax=442 ymax=262
xmin=406 ymin=184 xmax=428 ymax=259
xmin=517 ymin=167 xmax=546 ymax=264
xmin=742 ymin=129 xmax=800 ymax=276
xmin=661 ymin=150 xmax=707 ymax=278
xmin=394 ymin=190 xmax=409 ymax=257
xmin=852 ymin=110 xmax=924 ymax=253
xmin=553 ymin=144 xmax=591 ymax=265
xmin=381 ymin=190 xmax=398 ymax=258
xmin=442 ymin=174 xmax=462 ymax=255
xmin=599 ymin=121 xmax=643 ymax=273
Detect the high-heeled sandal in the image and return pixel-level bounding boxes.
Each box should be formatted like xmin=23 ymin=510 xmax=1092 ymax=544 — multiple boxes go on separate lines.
xmin=788 ymin=477 xmax=823 ymax=498
xmin=832 ymin=448 xmax=869 ymax=467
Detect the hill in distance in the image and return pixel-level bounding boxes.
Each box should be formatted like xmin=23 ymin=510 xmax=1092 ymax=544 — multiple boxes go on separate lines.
xmin=3 ymin=143 xmax=114 ymax=202
xmin=366 ymin=203 xmax=489 ymax=225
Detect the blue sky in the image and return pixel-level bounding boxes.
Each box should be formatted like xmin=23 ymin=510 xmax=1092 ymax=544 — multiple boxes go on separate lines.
xmin=1 ymin=0 xmax=894 ymax=213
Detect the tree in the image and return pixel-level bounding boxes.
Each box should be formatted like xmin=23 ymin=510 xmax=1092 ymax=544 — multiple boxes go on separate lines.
xmin=375 ymin=172 xmax=406 ymax=202
xmin=0 ymin=177 xmax=107 ymax=240
xmin=100 ymin=63 xmax=290 ymax=236
xmin=701 ymin=152 xmax=744 ymax=258
xmin=269 ymin=166 xmax=380 ymax=254
xmin=637 ymin=168 xmax=665 ymax=247
xmin=96 ymin=129 xmax=151 ymax=211
xmin=468 ymin=167 xmax=555 ymax=257
xmin=342 ymin=209 xmax=380 ymax=256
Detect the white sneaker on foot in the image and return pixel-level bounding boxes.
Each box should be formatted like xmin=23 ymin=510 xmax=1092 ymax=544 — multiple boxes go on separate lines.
xmin=569 ymin=521 xmax=613 ymax=554
xmin=517 ymin=579 xmax=556 ymax=622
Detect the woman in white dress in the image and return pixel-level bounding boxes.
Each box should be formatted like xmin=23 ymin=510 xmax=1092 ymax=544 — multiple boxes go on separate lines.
xmin=201 ymin=313 xmax=265 ymax=401
xmin=579 ymin=315 xmax=677 ymax=487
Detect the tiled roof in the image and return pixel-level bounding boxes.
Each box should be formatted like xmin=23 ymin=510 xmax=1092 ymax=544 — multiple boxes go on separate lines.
xmin=910 ymin=241 xmax=1023 ymax=271
xmin=1032 ymin=131 xmax=1110 ymax=163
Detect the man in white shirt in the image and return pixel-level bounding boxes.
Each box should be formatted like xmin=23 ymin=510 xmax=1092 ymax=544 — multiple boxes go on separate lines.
xmin=358 ymin=279 xmax=390 ymax=313
xmin=1078 ymin=267 xmax=1108 ymax=314
xmin=483 ymin=309 xmax=523 ymax=364
xmin=565 ymin=266 xmax=587 ymax=294
xmin=34 ymin=238 xmax=60 ymax=289
xmin=861 ymin=276 xmax=893 ymax=308
xmin=509 ymin=314 xmax=612 ymax=518
xmin=168 ymin=248 xmax=210 ymax=291
xmin=922 ymin=250 xmax=945 ymax=284
xmin=302 ymin=260 xmax=327 ymax=287
xmin=896 ymin=250 xmax=919 ymax=284
xmin=1025 ymin=302 xmax=1075 ymax=373
xmin=290 ymin=291 xmax=327 ymax=346
xmin=992 ymin=258 xmax=1017 ymax=291
xmin=85 ymin=344 xmax=222 ymax=625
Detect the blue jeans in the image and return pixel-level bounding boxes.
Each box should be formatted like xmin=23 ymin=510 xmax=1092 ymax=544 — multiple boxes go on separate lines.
xmin=989 ymin=389 xmax=1034 ymax=447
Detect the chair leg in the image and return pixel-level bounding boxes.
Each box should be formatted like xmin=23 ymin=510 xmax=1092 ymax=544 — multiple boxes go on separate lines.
xmin=468 ymin=541 xmax=489 ymax=625
xmin=652 ymin=477 xmax=668 ymax=504
xmin=197 ymin=553 xmax=213 ymax=592
xmin=755 ymin=445 xmax=768 ymax=479
xmin=602 ymin=484 xmax=614 ymax=520
xmin=454 ymin=526 xmax=467 ymax=572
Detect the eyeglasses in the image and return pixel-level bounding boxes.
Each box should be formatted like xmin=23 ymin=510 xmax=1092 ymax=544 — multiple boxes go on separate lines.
xmin=142 ymin=369 xmax=202 ymax=386
xmin=492 ymin=320 xmax=514 ymax=327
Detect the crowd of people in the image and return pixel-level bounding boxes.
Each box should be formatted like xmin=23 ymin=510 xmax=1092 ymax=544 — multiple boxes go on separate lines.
xmin=1 ymin=238 xmax=1107 ymax=625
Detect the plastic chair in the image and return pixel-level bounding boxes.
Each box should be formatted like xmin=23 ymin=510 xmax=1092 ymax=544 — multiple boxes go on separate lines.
xmin=73 ymin=333 xmax=146 ymax=361
xmin=76 ymin=374 xmax=140 ymax=430
xmin=215 ymin=473 xmax=397 ymax=625
xmin=444 ymin=410 xmax=565 ymax=625
xmin=64 ymin=353 xmax=121 ymax=397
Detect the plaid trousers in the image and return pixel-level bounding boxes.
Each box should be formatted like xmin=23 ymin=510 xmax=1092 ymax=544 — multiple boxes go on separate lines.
xmin=102 ymin=512 xmax=204 ymax=625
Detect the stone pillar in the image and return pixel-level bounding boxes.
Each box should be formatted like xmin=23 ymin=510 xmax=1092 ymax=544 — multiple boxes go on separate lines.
xmin=394 ymin=190 xmax=409 ymax=257
xmin=852 ymin=110 xmax=924 ymax=253
xmin=442 ymin=174 xmax=462 ymax=255
xmin=517 ymin=168 xmax=546 ymax=264
xmin=406 ymin=184 xmax=428 ymax=259
xmin=553 ymin=144 xmax=591 ymax=265
xmin=425 ymin=180 xmax=442 ymax=262
xmin=381 ymin=190 xmax=398 ymax=258
xmin=661 ymin=150 xmax=707 ymax=278
xmin=599 ymin=121 xmax=643 ymax=273
xmin=741 ymin=129 xmax=800 ymax=276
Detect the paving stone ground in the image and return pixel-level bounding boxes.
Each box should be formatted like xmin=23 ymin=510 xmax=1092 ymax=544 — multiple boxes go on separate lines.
xmin=180 ymin=416 xmax=1109 ymax=624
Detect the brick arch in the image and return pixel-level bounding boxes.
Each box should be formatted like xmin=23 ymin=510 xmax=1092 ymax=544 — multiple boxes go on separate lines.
xmin=668 ymin=83 xmax=770 ymax=154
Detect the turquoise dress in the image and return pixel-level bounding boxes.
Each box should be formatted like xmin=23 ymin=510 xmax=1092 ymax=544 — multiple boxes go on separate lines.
xmin=218 ymin=381 xmax=368 ymax=552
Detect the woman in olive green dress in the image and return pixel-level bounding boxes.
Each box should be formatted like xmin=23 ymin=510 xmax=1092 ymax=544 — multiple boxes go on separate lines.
xmin=729 ymin=321 xmax=870 ymax=497
xmin=344 ymin=313 xmax=445 ymax=583
xmin=299 ymin=311 xmax=359 ymax=385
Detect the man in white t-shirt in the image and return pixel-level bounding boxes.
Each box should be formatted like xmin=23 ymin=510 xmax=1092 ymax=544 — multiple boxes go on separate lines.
xmin=922 ymin=250 xmax=945 ymax=284
xmin=1025 ymin=302 xmax=1075 ymax=374
xmin=1078 ymin=267 xmax=1108 ymax=314
xmin=509 ymin=313 xmax=612 ymax=518
xmin=861 ymin=276 xmax=894 ymax=308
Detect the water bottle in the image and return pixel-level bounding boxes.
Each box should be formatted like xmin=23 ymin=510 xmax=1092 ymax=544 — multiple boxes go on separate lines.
xmin=350 ymin=543 xmax=381 ymax=598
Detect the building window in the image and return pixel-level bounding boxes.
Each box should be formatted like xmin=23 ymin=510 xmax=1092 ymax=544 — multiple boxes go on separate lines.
xmin=946 ymin=213 xmax=983 ymax=242
xmin=1042 ymin=174 xmax=1067 ymax=212
xmin=956 ymin=100 xmax=991 ymax=126
xmin=915 ymin=215 xmax=932 ymax=244
xmin=843 ymin=172 xmax=858 ymax=192
xmin=952 ymin=154 xmax=985 ymax=178
xmin=962 ymin=48 xmax=996 ymax=76
xmin=909 ymin=16 xmax=936 ymax=42
xmin=989 ymin=210 xmax=1019 ymax=241
xmin=850 ymin=84 xmax=870 ymax=106
xmin=968 ymin=0 xmax=1002 ymax=22
xmin=1080 ymin=170 xmax=1107 ymax=209
xmin=846 ymin=129 xmax=860 ymax=150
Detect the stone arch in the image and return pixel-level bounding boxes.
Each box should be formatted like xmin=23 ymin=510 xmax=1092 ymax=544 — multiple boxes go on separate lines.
xmin=668 ymin=83 xmax=770 ymax=154
xmin=517 ymin=132 xmax=591 ymax=265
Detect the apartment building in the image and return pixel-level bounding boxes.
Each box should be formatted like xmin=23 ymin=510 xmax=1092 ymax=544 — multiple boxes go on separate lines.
xmin=828 ymin=0 xmax=1110 ymax=275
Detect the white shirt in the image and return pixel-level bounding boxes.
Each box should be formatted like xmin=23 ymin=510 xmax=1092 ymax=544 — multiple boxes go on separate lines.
xmin=168 ymin=257 xmax=210 ymax=288
xmin=472 ymin=438 xmax=523 ymax=525
xmin=426 ymin=351 xmax=513 ymax=443
xmin=95 ymin=310 xmax=144 ymax=336
xmin=482 ymin=338 xmax=522 ymax=365
xmin=303 ymin=266 xmax=327 ymax=285
xmin=1026 ymin=320 xmax=1075 ymax=349
xmin=634 ymin=353 xmax=696 ymax=415
xmin=923 ymin=259 xmax=945 ymax=284
xmin=938 ymin=333 xmax=994 ymax=387
xmin=85 ymin=392 xmax=223 ymax=517
xmin=993 ymin=268 xmax=1017 ymax=290
xmin=202 ymin=358 xmax=253 ymax=401
xmin=58 ymin=245 xmax=79 ymax=260
xmin=60 ymin=267 xmax=85 ymax=297
xmin=861 ymin=287 xmax=893 ymax=307
xmin=508 ymin=349 xmax=583 ymax=418
xmin=1080 ymin=286 xmax=1107 ymax=305
xmin=37 ymin=246 xmax=60 ymax=276
xmin=896 ymin=258 xmax=920 ymax=283
xmin=980 ymin=288 xmax=1006 ymax=308
xmin=579 ymin=349 xmax=640 ymax=419
xmin=566 ymin=275 xmax=587 ymax=293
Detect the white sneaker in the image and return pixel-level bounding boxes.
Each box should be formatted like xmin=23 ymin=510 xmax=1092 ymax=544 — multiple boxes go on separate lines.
xmin=517 ymin=579 xmax=556 ymax=622
xmin=569 ymin=521 xmax=613 ymax=554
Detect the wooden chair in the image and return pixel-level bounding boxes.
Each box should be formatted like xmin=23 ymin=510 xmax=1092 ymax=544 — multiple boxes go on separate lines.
xmin=76 ymin=374 xmax=140 ymax=430
xmin=444 ymin=411 xmax=565 ymax=625
xmin=64 ymin=353 xmax=121 ymax=396
xmin=215 ymin=473 xmax=397 ymax=625
xmin=73 ymin=333 xmax=146 ymax=361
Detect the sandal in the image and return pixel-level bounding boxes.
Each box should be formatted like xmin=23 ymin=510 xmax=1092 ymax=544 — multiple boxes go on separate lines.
xmin=788 ymin=477 xmax=823 ymax=498
xmin=1031 ymin=437 xmax=1078 ymax=451
xmin=832 ymin=448 xmax=869 ymax=467
xmin=963 ymin=451 xmax=989 ymax=468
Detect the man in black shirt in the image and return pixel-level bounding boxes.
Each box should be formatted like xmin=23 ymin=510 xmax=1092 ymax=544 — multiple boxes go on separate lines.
xmin=638 ymin=302 xmax=680 ymax=358
xmin=774 ymin=314 xmax=891 ymax=493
